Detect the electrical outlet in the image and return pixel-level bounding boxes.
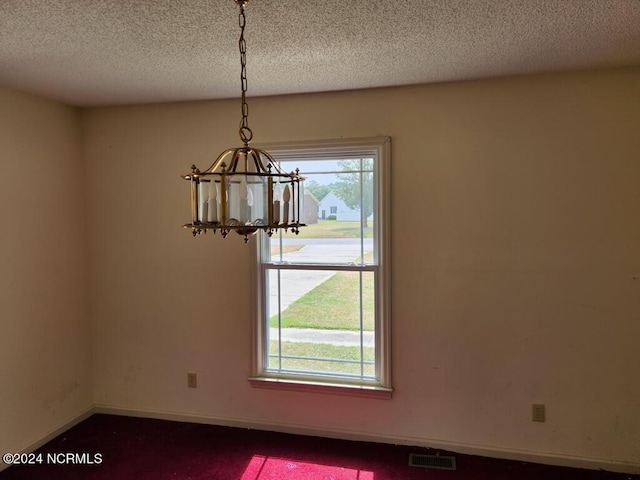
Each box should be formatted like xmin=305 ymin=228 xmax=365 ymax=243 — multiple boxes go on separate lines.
xmin=187 ymin=373 xmax=197 ymax=388
xmin=532 ymin=404 xmax=545 ymax=422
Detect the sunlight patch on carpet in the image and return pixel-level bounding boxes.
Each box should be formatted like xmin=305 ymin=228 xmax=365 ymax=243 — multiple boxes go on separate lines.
xmin=242 ymin=454 xmax=375 ymax=480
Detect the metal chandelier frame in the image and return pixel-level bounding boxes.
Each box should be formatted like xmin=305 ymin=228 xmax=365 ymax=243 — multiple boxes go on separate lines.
xmin=182 ymin=0 xmax=305 ymax=242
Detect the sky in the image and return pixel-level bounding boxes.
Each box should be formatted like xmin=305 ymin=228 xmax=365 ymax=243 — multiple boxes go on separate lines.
xmin=279 ymin=159 xmax=373 ymax=186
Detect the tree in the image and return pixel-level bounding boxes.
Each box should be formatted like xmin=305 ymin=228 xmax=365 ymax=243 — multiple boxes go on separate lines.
xmin=305 ymin=180 xmax=334 ymax=202
xmin=334 ymin=159 xmax=374 ymax=227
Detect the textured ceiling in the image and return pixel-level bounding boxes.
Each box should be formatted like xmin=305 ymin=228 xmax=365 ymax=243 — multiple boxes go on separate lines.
xmin=1 ymin=0 xmax=639 ymax=107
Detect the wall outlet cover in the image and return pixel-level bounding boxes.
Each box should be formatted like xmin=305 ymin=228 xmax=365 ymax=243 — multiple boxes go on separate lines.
xmin=532 ymin=403 xmax=545 ymax=422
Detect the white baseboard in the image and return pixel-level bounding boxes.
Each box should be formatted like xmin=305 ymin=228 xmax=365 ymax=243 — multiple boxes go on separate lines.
xmin=0 ymin=406 xmax=94 ymax=473
xmin=94 ymin=404 xmax=640 ymax=475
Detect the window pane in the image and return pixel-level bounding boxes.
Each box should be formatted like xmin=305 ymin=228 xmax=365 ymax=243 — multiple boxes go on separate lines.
xmin=267 ymin=158 xmax=376 ymax=266
xmin=268 ymin=232 xmax=373 ymax=265
xmin=279 ymin=159 xmax=373 ymax=174
xmin=255 ymin=139 xmax=390 ymax=392
xmin=266 ymin=268 xmax=375 ymax=378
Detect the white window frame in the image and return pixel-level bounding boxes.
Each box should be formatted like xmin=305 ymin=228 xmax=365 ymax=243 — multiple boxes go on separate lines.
xmin=249 ymin=137 xmax=391 ymax=398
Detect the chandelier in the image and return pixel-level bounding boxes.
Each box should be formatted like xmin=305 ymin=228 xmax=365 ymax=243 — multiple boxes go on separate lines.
xmin=182 ymin=0 xmax=305 ymax=242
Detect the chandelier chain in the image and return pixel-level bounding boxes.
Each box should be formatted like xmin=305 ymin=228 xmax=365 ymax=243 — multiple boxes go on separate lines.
xmin=238 ymin=2 xmax=252 ymax=145
xmin=181 ymin=0 xmax=305 ymax=241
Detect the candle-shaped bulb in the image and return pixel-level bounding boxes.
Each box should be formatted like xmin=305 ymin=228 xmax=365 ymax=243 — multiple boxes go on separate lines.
xmin=273 ymin=181 xmax=282 ymax=224
xmin=210 ymin=182 xmax=217 ymax=201
xmin=246 ymin=183 xmax=253 ymax=223
xmin=200 ymin=182 xmax=209 ymax=223
xmin=239 ymin=176 xmax=247 ymax=199
xmin=282 ymin=185 xmax=291 ymax=224
xmin=209 ymin=181 xmax=218 ymax=222
xmin=247 ymin=185 xmax=253 ymax=207
xmin=239 ymin=176 xmax=248 ymax=222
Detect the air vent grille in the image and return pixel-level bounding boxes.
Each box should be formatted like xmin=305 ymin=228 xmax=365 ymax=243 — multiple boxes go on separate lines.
xmin=408 ymin=453 xmax=457 ymax=470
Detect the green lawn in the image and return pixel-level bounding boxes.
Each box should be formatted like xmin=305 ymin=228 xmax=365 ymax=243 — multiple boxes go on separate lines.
xmin=270 ymin=270 xmax=375 ymax=330
xmin=283 ymin=220 xmax=373 ymax=239
xmin=268 ymin=341 xmax=375 ymax=376
xmin=267 ymin=220 xmax=376 ymax=375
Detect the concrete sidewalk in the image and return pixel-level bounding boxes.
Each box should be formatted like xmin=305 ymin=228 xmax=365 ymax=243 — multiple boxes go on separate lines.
xmin=268 ymin=242 xmax=372 ymax=313
xmin=269 ymin=327 xmax=375 ymax=347
xmin=268 ymin=242 xmax=374 ymax=346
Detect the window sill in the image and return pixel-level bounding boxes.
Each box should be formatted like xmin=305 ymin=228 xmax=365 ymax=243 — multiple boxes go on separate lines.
xmin=248 ymin=376 xmax=393 ymax=399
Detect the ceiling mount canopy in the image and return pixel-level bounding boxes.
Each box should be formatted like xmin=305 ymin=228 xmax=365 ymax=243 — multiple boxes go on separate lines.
xmin=182 ymin=0 xmax=305 ymax=243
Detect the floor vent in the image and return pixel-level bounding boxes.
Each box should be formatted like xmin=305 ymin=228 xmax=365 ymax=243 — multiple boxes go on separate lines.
xmin=408 ymin=453 xmax=457 ymax=470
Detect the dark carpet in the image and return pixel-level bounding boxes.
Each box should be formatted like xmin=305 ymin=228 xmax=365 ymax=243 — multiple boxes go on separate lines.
xmin=0 ymin=414 xmax=637 ymax=479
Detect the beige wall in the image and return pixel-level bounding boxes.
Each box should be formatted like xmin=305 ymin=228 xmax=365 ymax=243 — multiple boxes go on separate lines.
xmin=0 ymin=87 xmax=92 ymax=463
xmin=2 ymin=68 xmax=638 ymax=472
xmin=84 ymin=68 xmax=640 ymax=471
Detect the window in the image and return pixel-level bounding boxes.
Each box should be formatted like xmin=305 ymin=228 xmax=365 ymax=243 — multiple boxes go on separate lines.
xmin=250 ymin=137 xmax=391 ymax=398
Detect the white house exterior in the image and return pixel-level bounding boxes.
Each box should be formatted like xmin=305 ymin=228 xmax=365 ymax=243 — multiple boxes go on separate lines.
xmin=318 ymin=192 xmax=362 ymax=222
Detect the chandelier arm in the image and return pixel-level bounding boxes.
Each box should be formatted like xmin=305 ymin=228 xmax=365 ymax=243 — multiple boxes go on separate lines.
xmin=249 ymin=150 xmax=264 ymax=174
